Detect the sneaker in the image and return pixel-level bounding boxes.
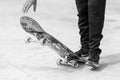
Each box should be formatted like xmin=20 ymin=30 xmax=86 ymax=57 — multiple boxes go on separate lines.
xmin=86 ymin=60 xmax=99 ymax=68
xmin=86 ymin=49 xmax=101 ymax=68
xmin=75 ymin=48 xmax=89 ymax=62
xmin=75 ymin=48 xmax=89 ymax=57
xmin=66 ymin=48 xmax=89 ymax=62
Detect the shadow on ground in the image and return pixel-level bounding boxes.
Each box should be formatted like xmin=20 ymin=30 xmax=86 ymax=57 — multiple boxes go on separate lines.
xmin=21 ymin=53 xmax=120 ymax=72
xmin=96 ymin=53 xmax=120 ymax=71
xmin=22 ymin=63 xmax=85 ymax=73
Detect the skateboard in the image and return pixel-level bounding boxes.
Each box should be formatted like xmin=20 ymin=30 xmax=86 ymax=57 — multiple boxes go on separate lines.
xmin=20 ymin=16 xmax=87 ymax=68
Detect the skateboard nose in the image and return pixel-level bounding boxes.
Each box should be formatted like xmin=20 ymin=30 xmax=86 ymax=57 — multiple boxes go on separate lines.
xmin=21 ymin=22 xmax=27 ymax=27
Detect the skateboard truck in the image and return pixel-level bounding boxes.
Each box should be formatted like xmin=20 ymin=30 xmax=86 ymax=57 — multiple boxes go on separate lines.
xmin=56 ymin=58 xmax=79 ymax=68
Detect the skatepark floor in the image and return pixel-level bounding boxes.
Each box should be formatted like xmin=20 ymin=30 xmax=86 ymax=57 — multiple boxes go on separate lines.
xmin=1 ymin=0 xmax=120 ymax=80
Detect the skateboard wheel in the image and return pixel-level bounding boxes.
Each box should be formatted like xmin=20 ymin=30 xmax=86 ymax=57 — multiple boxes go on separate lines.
xmin=40 ymin=38 xmax=47 ymax=45
xmin=25 ymin=37 xmax=32 ymax=44
xmin=56 ymin=59 xmax=63 ymax=66
xmin=71 ymin=61 xmax=79 ymax=68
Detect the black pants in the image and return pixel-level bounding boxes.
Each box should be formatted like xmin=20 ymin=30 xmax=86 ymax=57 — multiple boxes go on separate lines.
xmin=75 ymin=0 xmax=106 ymax=51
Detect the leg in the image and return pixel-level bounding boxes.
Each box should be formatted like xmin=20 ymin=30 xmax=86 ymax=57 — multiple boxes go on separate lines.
xmin=75 ymin=0 xmax=89 ymax=57
xmin=87 ymin=0 xmax=106 ymax=67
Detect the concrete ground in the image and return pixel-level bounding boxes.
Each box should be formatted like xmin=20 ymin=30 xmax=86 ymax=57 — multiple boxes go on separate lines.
xmin=0 ymin=0 xmax=120 ymax=80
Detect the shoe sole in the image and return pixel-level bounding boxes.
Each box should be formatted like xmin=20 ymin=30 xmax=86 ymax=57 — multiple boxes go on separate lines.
xmin=86 ymin=61 xmax=99 ymax=69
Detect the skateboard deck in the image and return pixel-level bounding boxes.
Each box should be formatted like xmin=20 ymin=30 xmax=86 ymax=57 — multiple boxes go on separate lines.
xmin=20 ymin=16 xmax=87 ymax=68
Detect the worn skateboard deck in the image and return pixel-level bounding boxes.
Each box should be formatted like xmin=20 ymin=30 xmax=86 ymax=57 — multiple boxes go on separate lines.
xmin=20 ymin=16 xmax=87 ymax=68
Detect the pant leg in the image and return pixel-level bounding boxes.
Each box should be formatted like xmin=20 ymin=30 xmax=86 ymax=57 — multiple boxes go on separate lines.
xmin=88 ymin=0 xmax=106 ymax=51
xmin=75 ymin=0 xmax=89 ymax=49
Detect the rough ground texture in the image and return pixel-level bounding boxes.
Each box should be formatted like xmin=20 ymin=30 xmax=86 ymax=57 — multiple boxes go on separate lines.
xmin=0 ymin=0 xmax=120 ymax=80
